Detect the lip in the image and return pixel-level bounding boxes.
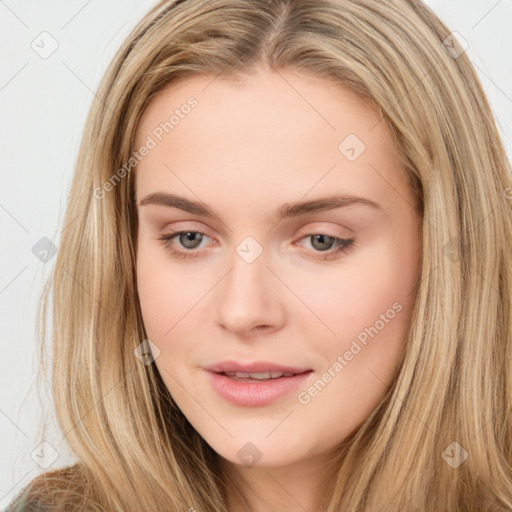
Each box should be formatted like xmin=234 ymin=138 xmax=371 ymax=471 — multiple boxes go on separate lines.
xmin=203 ymin=360 xmax=312 ymax=374
xmin=205 ymin=369 xmax=314 ymax=407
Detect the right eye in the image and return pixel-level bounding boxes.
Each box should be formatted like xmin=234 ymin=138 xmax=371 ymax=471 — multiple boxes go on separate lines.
xmin=158 ymin=231 xmax=212 ymax=259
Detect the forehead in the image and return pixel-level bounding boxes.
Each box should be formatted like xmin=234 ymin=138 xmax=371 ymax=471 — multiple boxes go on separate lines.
xmin=133 ymin=69 xmax=411 ymax=214
xmin=135 ymin=69 xmax=381 ymax=146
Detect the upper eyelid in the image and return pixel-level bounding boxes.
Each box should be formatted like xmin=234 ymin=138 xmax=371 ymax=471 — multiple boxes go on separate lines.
xmin=160 ymin=220 xmax=351 ymax=238
xmin=162 ymin=229 xmax=349 ymax=249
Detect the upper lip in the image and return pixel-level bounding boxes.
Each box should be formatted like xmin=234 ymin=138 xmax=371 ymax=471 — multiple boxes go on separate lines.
xmin=204 ymin=360 xmax=312 ymax=374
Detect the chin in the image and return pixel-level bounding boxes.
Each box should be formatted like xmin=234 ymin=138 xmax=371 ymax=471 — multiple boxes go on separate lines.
xmin=212 ymin=438 xmax=309 ymax=469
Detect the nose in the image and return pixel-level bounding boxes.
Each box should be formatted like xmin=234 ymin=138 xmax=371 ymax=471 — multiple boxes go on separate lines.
xmin=213 ymin=250 xmax=286 ymax=338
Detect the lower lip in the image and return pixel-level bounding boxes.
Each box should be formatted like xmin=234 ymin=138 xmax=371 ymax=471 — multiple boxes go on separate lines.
xmin=205 ymin=370 xmax=313 ymax=407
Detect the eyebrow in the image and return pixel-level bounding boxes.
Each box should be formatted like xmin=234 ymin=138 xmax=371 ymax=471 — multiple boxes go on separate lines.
xmin=138 ymin=192 xmax=382 ymax=220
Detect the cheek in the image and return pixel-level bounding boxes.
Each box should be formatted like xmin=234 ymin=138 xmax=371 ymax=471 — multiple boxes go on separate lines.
xmin=292 ymin=261 xmax=414 ymax=428
xmin=136 ymin=235 xmax=218 ymax=333
xmin=300 ymin=243 xmax=416 ymax=371
xmin=136 ymin=247 xmax=189 ymax=340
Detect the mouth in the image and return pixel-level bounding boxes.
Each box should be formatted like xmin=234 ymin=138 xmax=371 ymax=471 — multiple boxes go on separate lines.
xmin=215 ymin=370 xmax=312 ymax=382
xmin=204 ymin=368 xmax=314 ymax=407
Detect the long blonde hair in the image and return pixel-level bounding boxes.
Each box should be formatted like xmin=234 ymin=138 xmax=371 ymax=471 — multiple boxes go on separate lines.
xmin=9 ymin=0 xmax=512 ymax=510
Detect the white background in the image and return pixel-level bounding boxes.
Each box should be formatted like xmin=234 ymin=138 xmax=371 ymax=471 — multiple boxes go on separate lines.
xmin=1 ymin=0 xmax=511 ymax=507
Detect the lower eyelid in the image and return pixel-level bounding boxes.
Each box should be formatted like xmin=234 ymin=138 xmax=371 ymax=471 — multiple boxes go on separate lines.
xmin=158 ymin=231 xmax=353 ymax=257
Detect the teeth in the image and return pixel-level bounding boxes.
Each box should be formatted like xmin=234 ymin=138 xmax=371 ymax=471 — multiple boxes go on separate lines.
xmin=223 ymin=371 xmax=296 ymax=379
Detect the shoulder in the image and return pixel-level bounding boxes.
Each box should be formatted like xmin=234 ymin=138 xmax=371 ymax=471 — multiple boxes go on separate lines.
xmin=5 ymin=466 xmax=80 ymax=512
xmin=5 ymin=486 xmax=47 ymax=511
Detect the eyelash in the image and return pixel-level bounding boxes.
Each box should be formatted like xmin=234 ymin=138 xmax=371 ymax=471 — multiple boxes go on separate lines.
xmin=157 ymin=230 xmax=355 ymax=261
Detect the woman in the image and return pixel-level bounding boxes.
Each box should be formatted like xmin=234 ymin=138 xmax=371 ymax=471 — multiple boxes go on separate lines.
xmin=7 ymin=0 xmax=512 ymax=510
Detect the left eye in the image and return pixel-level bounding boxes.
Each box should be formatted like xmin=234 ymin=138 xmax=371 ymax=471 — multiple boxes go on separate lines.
xmin=298 ymin=233 xmax=354 ymax=255
xmin=157 ymin=231 xmax=355 ymax=259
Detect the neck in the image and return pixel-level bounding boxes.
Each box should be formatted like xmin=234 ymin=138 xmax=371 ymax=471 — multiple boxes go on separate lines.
xmin=220 ymin=449 xmax=339 ymax=512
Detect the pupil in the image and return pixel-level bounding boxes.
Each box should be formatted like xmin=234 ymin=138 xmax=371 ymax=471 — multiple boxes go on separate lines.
xmin=313 ymin=234 xmax=333 ymax=251
xmin=181 ymin=232 xmax=201 ymax=248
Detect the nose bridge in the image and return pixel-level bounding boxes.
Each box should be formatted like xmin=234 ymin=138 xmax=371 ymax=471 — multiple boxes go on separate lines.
xmin=214 ymin=236 xmax=284 ymax=335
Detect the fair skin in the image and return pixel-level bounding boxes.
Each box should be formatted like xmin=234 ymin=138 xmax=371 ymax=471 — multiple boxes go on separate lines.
xmin=134 ymin=64 xmax=422 ymax=512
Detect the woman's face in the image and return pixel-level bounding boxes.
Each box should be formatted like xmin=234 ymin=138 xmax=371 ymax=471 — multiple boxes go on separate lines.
xmin=134 ymin=66 xmax=422 ymax=469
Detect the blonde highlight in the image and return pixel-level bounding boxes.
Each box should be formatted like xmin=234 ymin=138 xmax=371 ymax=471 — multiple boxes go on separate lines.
xmin=9 ymin=1 xmax=512 ymax=510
